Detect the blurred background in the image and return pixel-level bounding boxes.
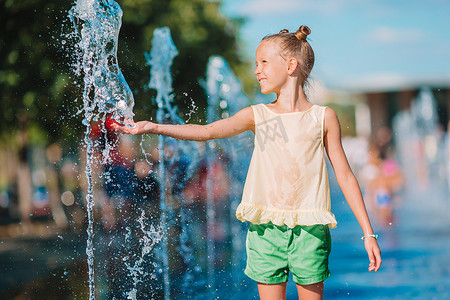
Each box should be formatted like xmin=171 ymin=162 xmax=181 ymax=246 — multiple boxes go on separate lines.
xmin=0 ymin=0 xmax=449 ymax=299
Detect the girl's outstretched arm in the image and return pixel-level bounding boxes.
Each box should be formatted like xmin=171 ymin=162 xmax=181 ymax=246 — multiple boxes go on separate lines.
xmin=112 ymin=106 xmax=255 ymax=141
xmin=323 ymin=107 xmax=382 ymax=272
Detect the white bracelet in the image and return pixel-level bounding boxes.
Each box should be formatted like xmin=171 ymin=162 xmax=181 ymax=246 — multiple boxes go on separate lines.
xmin=361 ymin=234 xmax=378 ymax=240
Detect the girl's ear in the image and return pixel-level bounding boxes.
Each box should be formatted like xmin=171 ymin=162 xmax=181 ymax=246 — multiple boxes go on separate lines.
xmin=287 ymin=58 xmax=298 ymax=75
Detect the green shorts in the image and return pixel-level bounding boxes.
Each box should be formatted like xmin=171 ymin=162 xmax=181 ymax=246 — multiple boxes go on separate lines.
xmin=245 ymin=222 xmax=331 ymax=285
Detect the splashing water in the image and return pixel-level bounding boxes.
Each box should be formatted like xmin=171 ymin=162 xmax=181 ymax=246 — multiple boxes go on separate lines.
xmin=203 ymin=55 xmax=253 ymax=160
xmin=144 ymin=26 xmax=204 ymax=298
xmin=204 ymin=56 xmax=249 ymax=120
xmin=203 ymin=55 xmax=252 ymax=288
xmin=203 ymin=55 xmax=253 ymax=168
xmin=124 ymin=210 xmax=162 ymax=300
xmin=144 ymin=27 xmax=176 ymax=300
xmin=68 ymin=0 xmax=134 ymax=122
xmin=67 ymin=0 xmax=135 ymax=298
xmin=183 ymin=92 xmax=199 ymax=123
xmin=145 ymin=27 xmax=200 ymax=178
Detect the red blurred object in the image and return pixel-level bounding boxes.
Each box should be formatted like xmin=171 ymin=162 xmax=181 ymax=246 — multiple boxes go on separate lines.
xmin=89 ymin=114 xmax=119 ymax=141
xmin=87 ymin=114 xmax=131 ymax=166
xmin=105 ymin=115 xmax=122 ymax=131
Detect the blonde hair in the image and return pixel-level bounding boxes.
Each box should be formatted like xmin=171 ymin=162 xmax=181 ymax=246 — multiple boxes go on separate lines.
xmin=262 ymin=25 xmax=315 ymax=87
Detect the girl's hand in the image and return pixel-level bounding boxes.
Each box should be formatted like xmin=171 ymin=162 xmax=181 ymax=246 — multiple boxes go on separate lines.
xmin=364 ymin=237 xmax=382 ymax=272
xmin=111 ymin=119 xmax=157 ymax=135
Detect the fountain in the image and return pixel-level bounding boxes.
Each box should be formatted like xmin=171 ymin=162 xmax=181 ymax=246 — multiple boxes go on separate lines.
xmin=144 ymin=26 xmax=201 ymax=299
xmin=202 ymin=56 xmax=253 ymax=289
xmin=392 ymin=87 xmax=446 ymax=188
xmin=67 ymin=0 xmax=255 ymax=296
xmin=67 ymin=0 xmax=135 ymax=299
xmin=68 ymin=0 xmax=135 ymax=122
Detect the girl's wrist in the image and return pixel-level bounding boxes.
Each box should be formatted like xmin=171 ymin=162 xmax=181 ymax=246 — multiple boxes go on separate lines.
xmin=152 ymin=122 xmax=160 ymax=135
xmin=361 ymin=234 xmax=378 ymax=240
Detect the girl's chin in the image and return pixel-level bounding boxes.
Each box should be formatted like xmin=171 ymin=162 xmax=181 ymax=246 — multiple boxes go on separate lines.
xmin=260 ymin=89 xmax=273 ymax=95
xmin=259 ymin=83 xmax=275 ymax=94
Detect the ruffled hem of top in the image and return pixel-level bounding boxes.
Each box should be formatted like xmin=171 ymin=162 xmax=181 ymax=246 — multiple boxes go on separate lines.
xmin=235 ymin=202 xmax=337 ymax=229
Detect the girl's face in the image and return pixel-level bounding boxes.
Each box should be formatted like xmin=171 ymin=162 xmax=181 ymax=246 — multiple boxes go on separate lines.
xmin=254 ymin=40 xmax=289 ymax=95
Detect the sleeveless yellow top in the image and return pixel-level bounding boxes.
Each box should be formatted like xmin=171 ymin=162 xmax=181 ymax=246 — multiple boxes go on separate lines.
xmin=236 ymin=104 xmax=337 ymax=229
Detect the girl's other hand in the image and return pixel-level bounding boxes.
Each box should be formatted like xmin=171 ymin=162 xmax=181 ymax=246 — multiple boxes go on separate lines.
xmin=111 ymin=119 xmax=157 ymax=135
xmin=365 ymin=238 xmax=382 ymax=272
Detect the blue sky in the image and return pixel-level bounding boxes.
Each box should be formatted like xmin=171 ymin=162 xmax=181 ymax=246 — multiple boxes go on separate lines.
xmin=221 ymin=0 xmax=450 ymax=90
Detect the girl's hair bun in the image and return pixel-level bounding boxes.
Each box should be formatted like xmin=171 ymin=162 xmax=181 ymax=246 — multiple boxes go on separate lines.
xmin=294 ymin=25 xmax=311 ymax=41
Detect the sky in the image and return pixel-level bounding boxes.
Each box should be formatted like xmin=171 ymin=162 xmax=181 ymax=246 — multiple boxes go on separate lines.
xmin=220 ymin=0 xmax=450 ymax=91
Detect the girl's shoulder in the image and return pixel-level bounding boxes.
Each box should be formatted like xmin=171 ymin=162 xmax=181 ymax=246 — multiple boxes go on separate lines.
xmin=303 ymin=103 xmax=330 ymax=119
xmin=322 ymin=106 xmax=338 ymax=118
xmin=322 ymin=106 xmax=341 ymax=131
xmin=312 ymin=103 xmax=329 ymax=111
xmin=249 ymin=103 xmax=267 ymax=115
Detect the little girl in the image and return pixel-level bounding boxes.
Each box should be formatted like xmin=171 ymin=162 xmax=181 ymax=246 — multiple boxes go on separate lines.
xmin=113 ymin=25 xmax=381 ymax=300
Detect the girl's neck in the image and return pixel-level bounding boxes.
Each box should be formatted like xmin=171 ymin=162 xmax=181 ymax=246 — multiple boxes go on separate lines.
xmin=272 ymin=80 xmax=311 ymax=113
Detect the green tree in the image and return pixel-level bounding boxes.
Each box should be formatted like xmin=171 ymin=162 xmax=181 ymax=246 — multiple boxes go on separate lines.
xmin=1 ymin=1 xmax=79 ymax=146
xmin=0 ymin=0 xmax=251 ymax=147
xmin=119 ymin=0 xmax=252 ymax=123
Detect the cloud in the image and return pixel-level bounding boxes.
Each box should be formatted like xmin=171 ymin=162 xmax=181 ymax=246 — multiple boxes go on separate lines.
xmin=366 ymin=27 xmax=425 ymax=44
xmin=238 ymin=0 xmax=358 ymax=16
